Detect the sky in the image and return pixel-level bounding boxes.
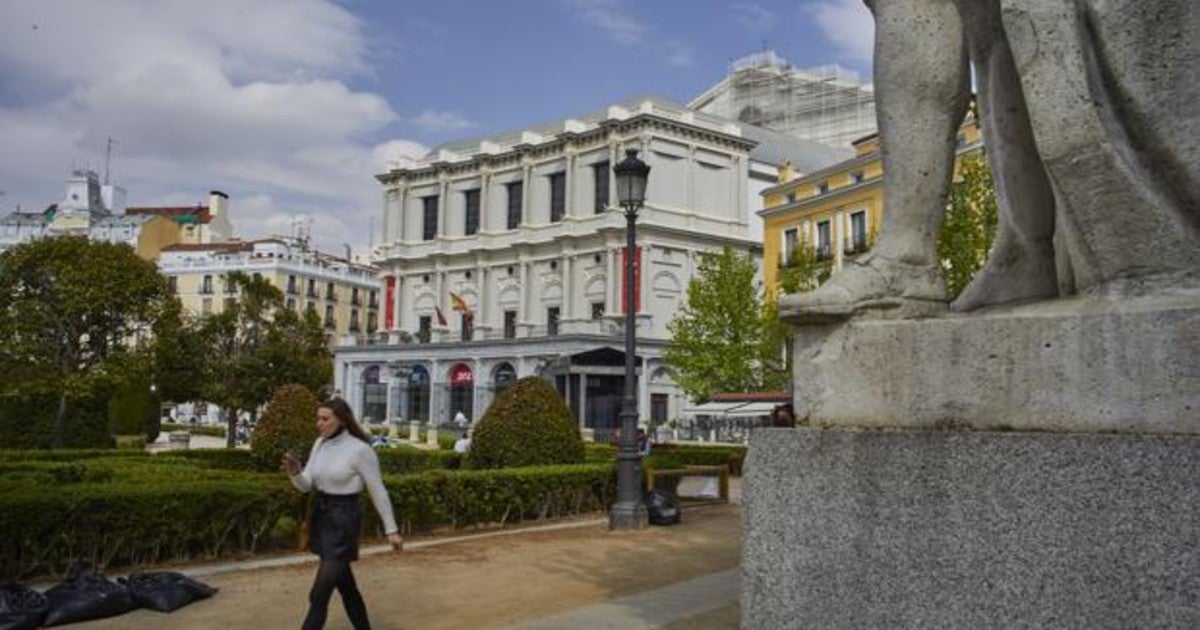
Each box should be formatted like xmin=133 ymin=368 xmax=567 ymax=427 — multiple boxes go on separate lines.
xmin=0 ymin=0 xmax=874 ymax=254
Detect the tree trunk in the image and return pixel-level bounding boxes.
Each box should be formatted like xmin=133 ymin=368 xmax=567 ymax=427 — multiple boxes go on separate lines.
xmin=53 ymin=394 xmax=69 ymax=449
xmin=225 ymin=407 xmax=237 ymax=449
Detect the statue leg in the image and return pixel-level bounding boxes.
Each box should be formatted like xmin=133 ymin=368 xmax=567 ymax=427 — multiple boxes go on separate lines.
xmin=950 ymin=0 xmax=1059 ymax=311
xmin=783 ymin=0 xmax=969 ymax=322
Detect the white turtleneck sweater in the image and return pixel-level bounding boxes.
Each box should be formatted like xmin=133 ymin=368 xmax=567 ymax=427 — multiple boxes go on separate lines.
xmin=289 ymin=431 xmax=399 ymax=535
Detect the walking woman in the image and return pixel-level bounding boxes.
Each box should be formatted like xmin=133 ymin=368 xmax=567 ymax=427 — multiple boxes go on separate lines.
xmin=283 ymin=398 xmax=403 ymax=630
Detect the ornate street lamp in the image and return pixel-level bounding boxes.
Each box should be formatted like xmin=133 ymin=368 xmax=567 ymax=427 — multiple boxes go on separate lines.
xmin=610 ymin=148 xmax=650 ymax=530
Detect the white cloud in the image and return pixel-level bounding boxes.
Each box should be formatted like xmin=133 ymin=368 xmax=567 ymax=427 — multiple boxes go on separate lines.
xmin=665 ymin=42 xmax=697 ymax=68
xmin=732 ymin=3 xmax=777 ymax=34
xmin=566 ymin=0 xmax=648 ymax=45
xmin=411 ymin=110 xmax=478 ymax=133
xmin=0 ymin=0 xmax=420 ymax=254
xmin=802 ymin=0 xmax=875 ymax=65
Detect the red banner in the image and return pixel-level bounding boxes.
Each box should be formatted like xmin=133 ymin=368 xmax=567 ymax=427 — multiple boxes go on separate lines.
xmin=450 ymin=363 xmax=474 ymax=385
xmin=384 ymin=276 xmax=396 ymax=329
xmin=620 ymin=246 xmax=641 ymax=313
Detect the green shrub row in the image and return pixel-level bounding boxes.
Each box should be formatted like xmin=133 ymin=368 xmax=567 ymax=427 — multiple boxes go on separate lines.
xmin=377 ymin=447 xmax=462 ymax=474
xmin=647 ymin=444 xmax=746 ymax=476
xmin=157 ymin=448 xmax=269 ymax=472
xmin=380 ymin=464 xmax=616 ymax=532
xmin=0 ymin=479 xmax=298 ymax=581
xmin=0 ymin=463 xmax=616 ymax=580
xmin=583 ymin=442 xmax=746 ymax=476
xmin=0 ymin=448 xmax=150 ymax=463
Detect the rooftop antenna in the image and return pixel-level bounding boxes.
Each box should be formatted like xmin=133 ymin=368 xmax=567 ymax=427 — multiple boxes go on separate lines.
xmin=104 ymin=136 xmax=117 ymax=184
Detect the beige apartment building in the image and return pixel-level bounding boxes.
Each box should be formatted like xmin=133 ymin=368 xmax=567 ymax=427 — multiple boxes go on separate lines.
xmin=158 ymin=238 xmax=382 ymax=343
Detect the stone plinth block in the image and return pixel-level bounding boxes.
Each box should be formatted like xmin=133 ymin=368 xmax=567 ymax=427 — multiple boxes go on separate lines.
xmin=790 ymin=293 xmax=1200 ymax=433
xmin=742 ymin=428 xmax=1200 ymax=629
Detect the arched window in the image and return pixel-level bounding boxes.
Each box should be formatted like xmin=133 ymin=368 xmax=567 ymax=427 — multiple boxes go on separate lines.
xmin=407 ymin=365 xmax=430 ymax=423
xmin=493 ymin=362 xmax=517 ymax=393
xmin=447 ymin=363 xmax=474 ymax=426
xmin=360 ymin=365 xmax=386 ymax=424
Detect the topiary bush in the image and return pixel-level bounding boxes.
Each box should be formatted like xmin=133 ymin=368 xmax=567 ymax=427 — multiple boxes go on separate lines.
xmin=250 ymin=384 xmax=319 ymax=468
xmin=468 ymin=377 xmax=584 ymax=469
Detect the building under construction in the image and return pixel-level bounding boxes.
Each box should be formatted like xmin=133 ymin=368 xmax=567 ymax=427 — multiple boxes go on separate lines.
xmin=689 ymin=51 xmax=876 ymax=150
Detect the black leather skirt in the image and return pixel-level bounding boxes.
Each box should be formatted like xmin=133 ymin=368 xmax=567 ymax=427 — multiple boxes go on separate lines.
xmin=310 ymin=492 xmax=362 ymax=562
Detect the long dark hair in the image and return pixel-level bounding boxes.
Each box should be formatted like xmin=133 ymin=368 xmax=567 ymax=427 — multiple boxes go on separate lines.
xmin=320 ymin=398 xmax=371 ymax=443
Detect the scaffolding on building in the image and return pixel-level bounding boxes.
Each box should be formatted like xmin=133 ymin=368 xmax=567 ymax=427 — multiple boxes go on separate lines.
xmin=692 ymin=51 xmax=877 ymax=150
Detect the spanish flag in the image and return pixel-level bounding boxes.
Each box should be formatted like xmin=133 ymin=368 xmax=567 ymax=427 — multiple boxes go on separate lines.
xmin=449 ymin=292 xmax=472 ymax=315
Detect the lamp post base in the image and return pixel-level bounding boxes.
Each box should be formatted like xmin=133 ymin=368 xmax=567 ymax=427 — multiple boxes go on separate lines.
xmin=609 ymin=499 xmax=649 ymax=530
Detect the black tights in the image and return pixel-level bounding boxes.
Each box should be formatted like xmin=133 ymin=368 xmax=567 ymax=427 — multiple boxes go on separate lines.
xmin=301 ymin=560 xmax=370 ymax=630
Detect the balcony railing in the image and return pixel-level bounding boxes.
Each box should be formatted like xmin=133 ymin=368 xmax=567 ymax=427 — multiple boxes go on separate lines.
xmin=324 ymin=318 xmax=336 ymax=330
xmin=844 ymin=237 xmax=870 ymax=256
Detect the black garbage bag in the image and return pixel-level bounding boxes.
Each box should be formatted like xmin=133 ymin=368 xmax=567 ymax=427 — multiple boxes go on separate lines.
xmin=120 ymin=571 xmax=218 ymax=612
xmin=645 ymin=488 xmax=682 ymax=526
xmin=0 ymin=583 xmax=48 ymax=630
xmin=42 ymin=569 xmax=137 ymax=626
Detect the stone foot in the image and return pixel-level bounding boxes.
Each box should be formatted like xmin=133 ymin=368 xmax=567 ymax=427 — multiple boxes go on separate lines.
xmin=951 ymin=242 xmax=1058 ymax=312
xmin=780 ymin=254 xmax=947 ymax=324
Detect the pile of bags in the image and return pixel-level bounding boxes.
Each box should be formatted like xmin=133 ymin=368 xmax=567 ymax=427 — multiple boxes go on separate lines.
xmin=0 ymin=569 xmax=217 ymax=628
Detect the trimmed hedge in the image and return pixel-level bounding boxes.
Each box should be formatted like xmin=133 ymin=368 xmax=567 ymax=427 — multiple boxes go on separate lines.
xmin=0 ymin=449 xmax=150 ymax=463
xmin=251 ymin=384 xmax=320 ymax=469
xmin=647 ymin=444 xmax=746 ymax=476
xmin=0 ymin=479 xmax=297 ymax=580
xmin=469 ymin=377 xmax=584 ymax=469
xmin=0 ymin=458 xmax=616 ymax=580
xmin=376 ymin=447 xmax=462 ymax=474
xmin=382 ymin=464 xmax=616 ymax=532
xmin=157 ymin=449 xmax=268 ymax=472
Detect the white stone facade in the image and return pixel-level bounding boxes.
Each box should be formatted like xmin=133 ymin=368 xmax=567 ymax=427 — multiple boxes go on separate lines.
xmin=333 ymin=98 xmax=836 ymax=434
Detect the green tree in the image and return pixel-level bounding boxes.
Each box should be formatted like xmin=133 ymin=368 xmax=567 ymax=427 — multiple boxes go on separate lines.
xmin=0 ymin=237 xmax=173 ymax=448
xmin=939 ymin=152 xmax=999 ymax=298
xmin=193 ymin=272 xmax=331 ymax=447
xmin=468 ymin=377 xmax=584 ymax=469
xmin=251 ymin=383 xmax=321 ymax=468
xmin=664 ymin=247 xmax=788 ymax=403
xmin=778 ymin=235 xmax=833 ymax=295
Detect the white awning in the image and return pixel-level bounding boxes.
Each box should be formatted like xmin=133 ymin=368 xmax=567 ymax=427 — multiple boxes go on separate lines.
xmin=681 ymin=400 xmax=779 ymax=419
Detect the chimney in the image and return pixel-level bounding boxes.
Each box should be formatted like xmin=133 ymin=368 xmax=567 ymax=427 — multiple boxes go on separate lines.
xmin=208 ymin=190 xmax=228 ymax=217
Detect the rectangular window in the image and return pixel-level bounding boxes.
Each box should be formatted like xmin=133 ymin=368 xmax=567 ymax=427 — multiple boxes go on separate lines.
xmin=503 ymin=310 xmax=517 ymax=339
xmin=506 ymin=181 xmax=522 ymax=230
xmin=349 ymin=309 xmax=361 ymax=332
xmin=367 ymin=311 xmax=378 ymax=334
xmin=464 ymin=188 xmax=481 ymax=235
xmin=783 ymin=228 xmax=798 ymax=265
xmin=851 ymin=211 xmax=868 ymax=252
xmin=286 ymin=297 xmax=296 ymax=311
xmin=325 ymin=282 xmax=336 ymax=301
xmin=224 ymin=275 xmax=237 ymax=294
xmin=224 ymin=297 xmax=236 ymax=311
xmin=287 ymin=274 xmax=297 ymax=294
xmin=817 ymin=220 xmax=832 ymax=261
xmin=547 ymin=306 xmax=560 ymax=335
xmin=201 ymin=275 xmax=213 ymax=294
xmin=418 ymin=315 xmax=432 ymax=343
xmin=549 ymin=172 xmax=565 ymax=223
xmin=651 ymin=393 xmax=669 ymax=424
xmin=307 ymin=278 xmax=317 ymax=298
xmin=460 ymin=313 xmax=473 ymax=341
xmin=324 ymin=305 xmax=335 ymax=329
xmin=422 ymin=195 xmax=439 ymax=241
xmin=591 ymin=302 xmax=605 ymax=319
xmin=201 ymin=298 xmax=212 ymax=315
xmin=786 ymin=191 xmax=797 ymax=203
xmin=593 ymin=161 xmax=609 ymax=213
xmin=816 ymin=181 xmax=829 ymax=195
xmin=167 ymin=276 xmax=178 ymax=293
xmin=851 ymin=171 xmax=865 ymax=185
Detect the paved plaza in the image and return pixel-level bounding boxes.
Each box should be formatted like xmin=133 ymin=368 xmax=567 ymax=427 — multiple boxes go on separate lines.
xmin=71 ymin=497 xmax=742 ymax=629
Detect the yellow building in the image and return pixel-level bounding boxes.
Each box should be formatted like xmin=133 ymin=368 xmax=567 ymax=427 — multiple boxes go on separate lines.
xmin=158 ymin=238 xmax=382 ymax=345
xmin=759 ymin=120 xmax=982 ymax=299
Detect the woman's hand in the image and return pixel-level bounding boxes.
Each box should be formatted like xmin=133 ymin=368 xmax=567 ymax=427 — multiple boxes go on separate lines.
xmin=281 ymin=452 xmax=301 ymax=476
xmin=388 ymin=532 xmax=404 ymax=552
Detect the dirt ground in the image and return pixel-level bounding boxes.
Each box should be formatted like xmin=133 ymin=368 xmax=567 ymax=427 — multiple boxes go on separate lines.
xmin=79 ymin=504 xmax=741 ymax=630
